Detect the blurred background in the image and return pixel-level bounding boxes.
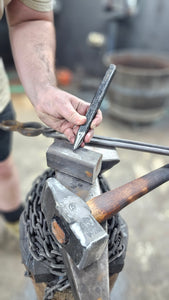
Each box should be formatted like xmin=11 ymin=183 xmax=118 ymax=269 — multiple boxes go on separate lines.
xmin=0 ymin=0 xmax=169 ymax=299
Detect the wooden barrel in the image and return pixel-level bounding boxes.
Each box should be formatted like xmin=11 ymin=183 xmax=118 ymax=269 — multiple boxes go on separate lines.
xmin=104 ymin=50 xmax=169 ymax=123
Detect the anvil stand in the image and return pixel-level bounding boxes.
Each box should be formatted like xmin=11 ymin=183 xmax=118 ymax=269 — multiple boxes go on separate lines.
xmin=19 ymin=138 xmax=128 ymax=300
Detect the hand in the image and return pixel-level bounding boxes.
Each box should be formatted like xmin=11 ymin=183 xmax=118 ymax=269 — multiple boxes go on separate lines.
xmin=34 ymin=86 xmax=102 ymax=146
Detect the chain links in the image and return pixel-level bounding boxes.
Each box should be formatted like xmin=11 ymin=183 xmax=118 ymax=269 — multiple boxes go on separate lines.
xmin=23 ymin=169 xmax=126 ymax=300
xmin=0 ymin=120 xmax=57 ymax=137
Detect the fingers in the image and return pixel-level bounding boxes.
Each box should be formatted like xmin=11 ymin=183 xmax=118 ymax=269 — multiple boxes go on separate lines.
xmin=36 ymin=110 xmax=75 ymax=142
xmin=60 ymin=97 xmax=87 ymax=125
xmin=37 ymin=87 xmax=87 ymax=127
xmin=35 ymin=87 xmax=102 ymax=146
xmin=90 ymin=109 xmax=102 ymax=129
xmin=84 ymin=128 xmax=94 ymax=144
xmin=63 ymin=127 xmax=76 ymax=144
xmin=72 ymin=99 xmax=90 ymax=116
xmin=65 ymin=110 xmax=86 ymax=126
xmin=52 ymin=89 xmax=88 ymax=126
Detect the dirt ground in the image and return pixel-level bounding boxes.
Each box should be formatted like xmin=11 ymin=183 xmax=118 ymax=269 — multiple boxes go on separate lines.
xmin=0 ymin=84 xmax=169 ymax=300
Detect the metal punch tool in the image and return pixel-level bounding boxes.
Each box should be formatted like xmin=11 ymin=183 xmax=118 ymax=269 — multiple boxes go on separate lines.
xmin=73 ymin=64 xmax=116 ymax=150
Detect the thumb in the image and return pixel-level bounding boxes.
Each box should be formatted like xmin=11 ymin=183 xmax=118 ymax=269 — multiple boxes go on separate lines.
xmin=64 ymin=108 xmax=87 ymax=125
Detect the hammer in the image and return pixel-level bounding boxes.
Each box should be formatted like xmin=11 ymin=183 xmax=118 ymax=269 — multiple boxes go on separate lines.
xmin=42 ymin=140 xmax=169 ymax=269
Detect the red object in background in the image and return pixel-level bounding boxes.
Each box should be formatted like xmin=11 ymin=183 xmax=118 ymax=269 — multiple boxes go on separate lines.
xmin=56 ymin=68 xmax=73 ymax=86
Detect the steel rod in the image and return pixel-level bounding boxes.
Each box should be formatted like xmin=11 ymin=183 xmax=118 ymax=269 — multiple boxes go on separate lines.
xmin=44 ymin=131 xmax=169 ymax=156
xmin=89 ymin=137 xmax=169 ymax=155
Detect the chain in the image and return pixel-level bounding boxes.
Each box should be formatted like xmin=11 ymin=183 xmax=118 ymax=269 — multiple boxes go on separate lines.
xmin=23 ymin=169 xmax=126 ymax=300
xmin=0 ymin=120 xmax=58 ymax=137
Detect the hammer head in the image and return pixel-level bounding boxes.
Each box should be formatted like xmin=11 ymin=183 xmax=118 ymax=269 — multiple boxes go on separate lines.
xmin=41 ymin=178 xmax=108 ymax=270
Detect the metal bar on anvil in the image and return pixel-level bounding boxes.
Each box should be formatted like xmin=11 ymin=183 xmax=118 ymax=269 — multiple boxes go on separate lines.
xmin=88 ymin=136 xmax=169 ymax=155
xmin=43 ymin=131 xmax=169 ymax=156
xmin=46 ymin=139 xmax=102 ymax=184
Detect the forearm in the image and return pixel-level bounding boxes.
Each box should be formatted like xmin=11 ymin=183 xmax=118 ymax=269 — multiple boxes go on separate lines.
xmin=8 ymin=19 xmax=57 ymax=106
xmin=5 ymin=0 xmax=102 ymax=142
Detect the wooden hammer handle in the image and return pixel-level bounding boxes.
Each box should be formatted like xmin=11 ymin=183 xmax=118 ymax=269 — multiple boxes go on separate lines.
xmin=87 ymin=164 xmax=169 ymax=223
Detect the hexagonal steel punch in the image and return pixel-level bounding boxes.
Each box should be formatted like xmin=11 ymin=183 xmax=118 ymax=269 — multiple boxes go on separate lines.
xmin=73 ymin=64 xmax=116 ymax=150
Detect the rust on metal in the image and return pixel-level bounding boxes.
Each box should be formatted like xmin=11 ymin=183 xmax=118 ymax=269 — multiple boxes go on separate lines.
xmin=52 ymin=220 xmax=66 ymax=245
xmin=85 ymin=170 xmax=92 ymax=178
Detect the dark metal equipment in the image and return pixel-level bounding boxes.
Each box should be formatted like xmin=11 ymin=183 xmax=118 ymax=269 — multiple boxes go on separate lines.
xmin=73 ymin=64 xmax=116 ymax=150
xmin=19 ymin=136 xmax=169 ymax=299
xmin=20 ymin=141 xmax=127 ymax=299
